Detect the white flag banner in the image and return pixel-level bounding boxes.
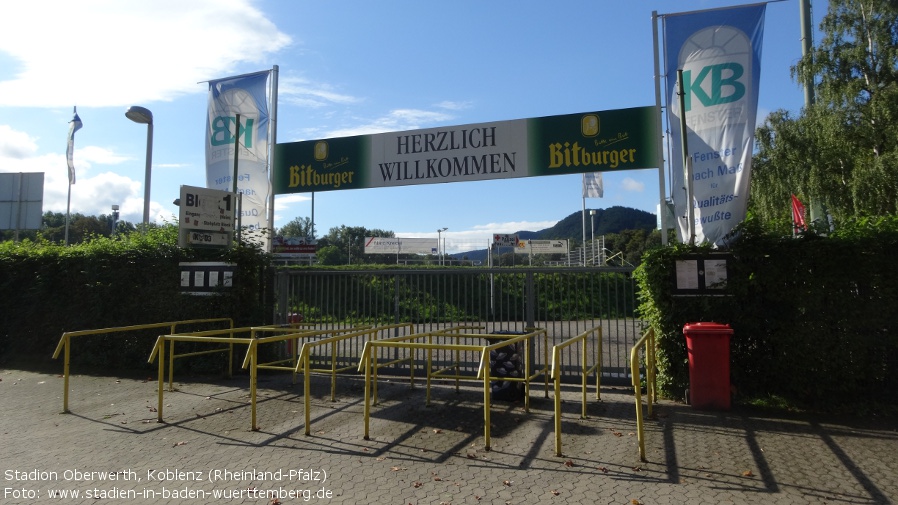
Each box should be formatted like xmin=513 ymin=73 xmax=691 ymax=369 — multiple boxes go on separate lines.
xmin=205 ymin=70 xmax=272 ymax=247
xmin=66 ymin=108 xmax=82 ymax=185
xmin=664 ymin=3 xmax=765 ymax=245
xmin=582 ymin=172 xmax=603 ymax=198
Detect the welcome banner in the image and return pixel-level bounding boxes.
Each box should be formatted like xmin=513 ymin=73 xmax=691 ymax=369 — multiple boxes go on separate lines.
xmin=205 ymin=70 xmax=272 ymax=244
xmin=272 ymin=107 xmax=659 ymax=195
xmin=664 ymin=3 xmax=766 ymax=246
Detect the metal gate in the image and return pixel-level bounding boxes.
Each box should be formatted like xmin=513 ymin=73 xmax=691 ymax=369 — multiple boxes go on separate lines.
xmin=274 ymin=266 xmax=643 ymax=384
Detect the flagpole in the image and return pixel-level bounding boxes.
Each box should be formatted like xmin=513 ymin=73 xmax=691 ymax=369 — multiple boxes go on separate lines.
xmin=581 ymin=196 xmax=586 ymax=266
xmin=64 ymin=106 xmax=81 ymax=246
xmin=267 ymin=65 xmax=279 ymax=252
xmin=652 ymin=11 xmax=669 ymax=246
xmin=676 ymin=70 xmax=696 ymax=245
xmin=65 ymin=181 xmax=72 ymax=246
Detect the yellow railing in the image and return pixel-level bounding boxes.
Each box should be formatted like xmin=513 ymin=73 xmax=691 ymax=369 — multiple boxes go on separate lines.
xmin=550 ymin=325 xmax=602 ymax=456
xmin=150 ymin=323 xmax=417 ymax=430
xmin=51 ymin=318 xmax=233 ymax=413
xmin=148 ymin=324 xmax=353 ymax=427
xmin=630 ymin=326 xmax=657 ymax=462
xmin=148 ymin=330 xmax=256 ymax=424
xmin=357 ymin=328 xmax=549 ymax=450
xmin=287 ymin=323 xmax=414 ymax=435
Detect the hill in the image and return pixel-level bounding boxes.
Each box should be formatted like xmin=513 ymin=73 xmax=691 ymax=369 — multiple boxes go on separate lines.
xmin=456 ymin=206 xmax=657 ymax=262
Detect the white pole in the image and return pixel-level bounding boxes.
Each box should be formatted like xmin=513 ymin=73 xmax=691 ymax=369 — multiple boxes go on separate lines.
xmin=581 ymin=197 xmax=586 ymax=266
xmin=65 ymin=181 xmax=72 ymax=245
xmin=652 ymin=11 xmax=669 ymax=245
xmin=267 ymin=65 xmax=279 ymax=252
xmin=676 ymin=70 xmax=695 ymax=245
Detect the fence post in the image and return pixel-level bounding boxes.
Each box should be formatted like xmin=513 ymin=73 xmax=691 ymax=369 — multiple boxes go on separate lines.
xmin=276 ymin=270 xmax=289 ymax=324
xmin=524 ymin=271 xmax=536 ymax=328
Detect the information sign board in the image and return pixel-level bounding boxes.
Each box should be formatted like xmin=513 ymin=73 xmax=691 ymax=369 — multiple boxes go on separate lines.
xmin=492 ymin=233 xmax=518 ymax=247
xmin=515 ymin=239 xmax=569 ymax=254
xmin=179 ymin=185 xmax=235 ymax=248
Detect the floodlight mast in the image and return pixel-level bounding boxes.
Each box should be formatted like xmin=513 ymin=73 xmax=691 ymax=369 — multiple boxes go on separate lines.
xmin=125 ymin=106 xmax=154 ymax=227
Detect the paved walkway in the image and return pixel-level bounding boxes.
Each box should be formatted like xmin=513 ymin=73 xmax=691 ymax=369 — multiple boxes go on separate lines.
xmin=2 ymin=367 xmax=896 ymax=504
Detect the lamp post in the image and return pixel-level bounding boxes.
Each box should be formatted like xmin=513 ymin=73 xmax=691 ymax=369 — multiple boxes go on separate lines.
xmin=125 ymin=106 xmax=153 ymax=227
xmin=111 ymin=205 xmax=120 ymax=236
xmin=589 ymin=209 xmax=596 ymax=265
xmin=437 ymin=227 xmax=448 ymax=266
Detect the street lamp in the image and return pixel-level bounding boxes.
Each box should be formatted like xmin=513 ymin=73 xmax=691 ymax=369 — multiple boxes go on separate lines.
xmin=125 ymin=106 xmax=153 ymax=227
xmin=589 ymin=210 xmax=596 ymax=265
xmin=437 ymin=227 xmax=448 ymax=266
xmin=111 ymin=205 xmax=120 ymax=236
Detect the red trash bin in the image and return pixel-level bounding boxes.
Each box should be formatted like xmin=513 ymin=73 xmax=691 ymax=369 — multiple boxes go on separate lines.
xmin=683 ymin=322 xmax=733 ymax=410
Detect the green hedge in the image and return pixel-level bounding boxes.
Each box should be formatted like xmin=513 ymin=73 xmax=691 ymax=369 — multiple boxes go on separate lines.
xmin=635 ymin=218 xmax=898 ymax=408
xmin=0 ymin=228 xmax=270 ymax=372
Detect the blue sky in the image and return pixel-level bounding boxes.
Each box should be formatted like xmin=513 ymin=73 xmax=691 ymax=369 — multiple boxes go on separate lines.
xmin=1 ymin=0 xmax=819 ymax=253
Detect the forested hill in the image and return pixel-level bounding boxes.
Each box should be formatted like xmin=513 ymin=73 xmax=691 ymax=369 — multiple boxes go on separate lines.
xmin=517 ymin=206 xmax=657 ymax=241
xmin=454 ymin=206 xmax=657 ymax=262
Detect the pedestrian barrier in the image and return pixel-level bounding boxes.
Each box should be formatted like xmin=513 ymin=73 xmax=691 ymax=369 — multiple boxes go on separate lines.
xmin=51 ymin=318 xmax=233 ymax=413
xmin=630 ymin=326 xmax=657 ymax=461
xmin=550 ymin=325 xmax=603 ymax=456
xmin=149 ymin=324 xmax=364 ymax=427
xmin=247 ymin=323 xmax=412 ymax=433
xmin=357 ymin=328 xmax=549 ymax=450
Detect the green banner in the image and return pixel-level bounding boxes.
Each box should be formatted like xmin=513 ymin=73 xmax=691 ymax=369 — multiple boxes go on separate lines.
xmin=273 ymin=106 xmax=658 ymax=194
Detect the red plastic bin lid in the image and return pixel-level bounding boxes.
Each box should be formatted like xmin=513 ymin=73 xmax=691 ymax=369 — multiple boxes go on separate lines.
xmin=683 ymin=322 xmax=733 ymax=334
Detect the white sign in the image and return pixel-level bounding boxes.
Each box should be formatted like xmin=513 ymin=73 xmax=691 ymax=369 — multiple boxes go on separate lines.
xmin=364 ymin=237 xmax=437 ymax=255
xmin=187 ymin=231 xmax=230 ymax=246
xmin=515 ymin=239 xmax=569 ymax=254
xmin=180 ymin=185 xmax=235 ymax=233
xmin=272 ymin=236 xmax=317 ymax=257
xmin=492 ymin=233 xmax=519 ymax=247
xmin=0 ymin=172 xmax=44 ymax=231
xmin=179 ymin=185 xmax=235 ymax=247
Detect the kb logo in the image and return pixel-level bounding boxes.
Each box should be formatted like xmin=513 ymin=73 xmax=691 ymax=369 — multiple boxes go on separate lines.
xmin=210 ymin=116 xmax=254 ymax=147
xmin=682 ymin=62 xmax=745 ymax=111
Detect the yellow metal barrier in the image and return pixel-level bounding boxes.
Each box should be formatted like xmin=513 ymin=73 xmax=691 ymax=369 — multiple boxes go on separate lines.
xmin=550 ymin=325 xmax=602 ymax=456
xmin=51 ymin=318 xmax=233 ymax=413
xmin=253 ymin=325 xmax=372 ymax=384
xmin=148 ymin=331 xmax=256 ymax=424
xmin=287 ymin=323 xmax=414 ymax=435
xmin=150 ymin=324 xmax=380 ymax=430
xmin=630 ymin=326 xmax=657 ymax=462
xmin=148 ymin=324 xmax=342 ymax=428
xmin=357 ymin=328 xmax=549 ymax=451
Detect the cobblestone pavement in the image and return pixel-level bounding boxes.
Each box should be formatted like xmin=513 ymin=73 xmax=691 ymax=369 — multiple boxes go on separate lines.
xmin=2 ymin=367 xmax=896 ymax=505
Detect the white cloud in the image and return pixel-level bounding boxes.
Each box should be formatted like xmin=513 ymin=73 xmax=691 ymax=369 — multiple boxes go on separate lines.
xmin=0 ymin=125 xmax=38 ymax=158
xmin=326 ymin=109 xmax=455 ymax=138
xmin=279 ymin=76 xmax=359 ymax=108
xmin=0 ymin=1 xmax=291 ymax=107
xmin=0 ymin=124 xmax=162 ymax=224
xmin=434 ymin=101 xmax=472 ymax=111
xmin=620 ymin=177 xmax=645 ymax=192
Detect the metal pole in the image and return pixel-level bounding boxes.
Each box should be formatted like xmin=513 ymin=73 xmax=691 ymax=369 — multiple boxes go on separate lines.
xmin=799 ymin=0 xmax=826 ymax=227
xmin=677 ymin=70 xmax=695 ymax=245
xmin=652 ymin=11 xmax=669 ymax=245
xmin=142 ymin=122 xmax=153 ymax=227
xmin=65 ymin=182 xmax=71 ymax=245
xmin=590 ymin=210 xmax=596 ymax=264
xmin=581 ymin=197 xmax=586 ymax=266
xmin=268 ymin=65 xmax=278 ymax=252
xmin=233 ymin=113 xmax=241 ymax=244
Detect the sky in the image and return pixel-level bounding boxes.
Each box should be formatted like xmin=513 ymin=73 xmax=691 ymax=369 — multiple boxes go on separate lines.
xmin=0 ymin=0 xmax=822 ymax=253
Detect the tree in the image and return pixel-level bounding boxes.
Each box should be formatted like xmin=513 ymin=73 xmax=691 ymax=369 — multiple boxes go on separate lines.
xmin=276 ymin=216 xmax=314 ymax=239
xmin=321 ymin=225 xmax=396 ymax=265
xmin=751 ymin=0 xmax=898 ymax=229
